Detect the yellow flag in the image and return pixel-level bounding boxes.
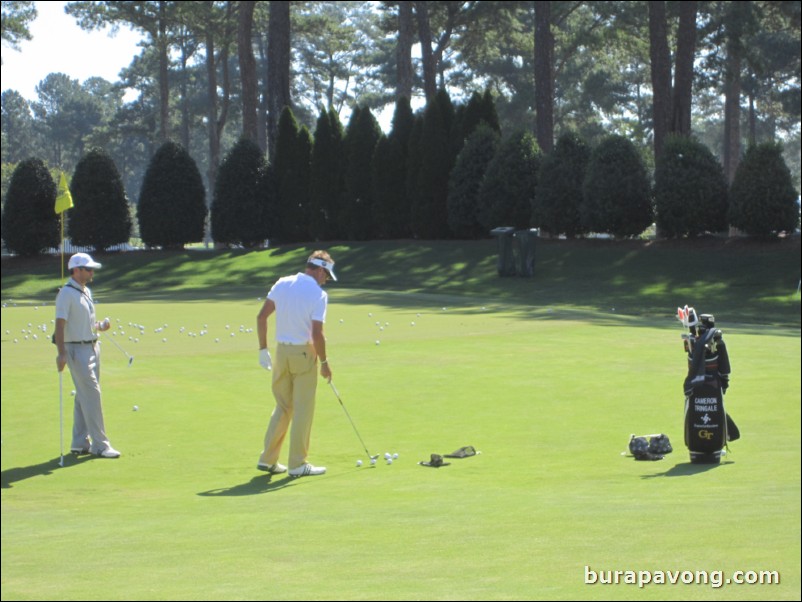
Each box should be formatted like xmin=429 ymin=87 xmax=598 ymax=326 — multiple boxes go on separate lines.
xmin=55 ymin=172 xmax=73 ymax=214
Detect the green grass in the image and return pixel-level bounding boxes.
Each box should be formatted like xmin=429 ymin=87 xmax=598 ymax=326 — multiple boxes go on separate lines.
xmin=2 ymin=240 xmax=800 ymax=600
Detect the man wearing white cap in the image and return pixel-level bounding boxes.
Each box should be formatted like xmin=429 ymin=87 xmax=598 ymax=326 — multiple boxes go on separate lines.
xmin=256 ymin=250 xmax=337 ymax=477
xmin=54 ymin=253 xmax=121 ymax=458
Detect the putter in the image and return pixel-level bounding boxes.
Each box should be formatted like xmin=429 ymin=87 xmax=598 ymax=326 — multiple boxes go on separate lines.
xmin=104 ymin=334 xmax=134 ymax=366
xmin=329 ymin=381 xmax=379 ymax=460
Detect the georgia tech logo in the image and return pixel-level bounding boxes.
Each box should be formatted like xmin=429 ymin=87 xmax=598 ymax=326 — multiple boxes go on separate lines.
xmin=698 ymin=430 xmax=715 ymax=440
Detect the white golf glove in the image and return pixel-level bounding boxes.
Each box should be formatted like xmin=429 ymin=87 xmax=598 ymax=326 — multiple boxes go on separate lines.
xmin=259 ymin=348 xmax=272 ymax=370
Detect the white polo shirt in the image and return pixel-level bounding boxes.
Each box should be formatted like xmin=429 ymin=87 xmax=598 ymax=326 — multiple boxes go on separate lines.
xmin=55 ymin=278 xmax=97 ymax=342
xmin=268 ymin=272 xmax=327 ymax=344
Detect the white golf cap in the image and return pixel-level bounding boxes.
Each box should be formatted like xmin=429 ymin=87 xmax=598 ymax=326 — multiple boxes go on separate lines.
xmin=309 ymin=257 xmax=337 ymax=281
xmin=68 ymin=252 xmax=102 ymax=270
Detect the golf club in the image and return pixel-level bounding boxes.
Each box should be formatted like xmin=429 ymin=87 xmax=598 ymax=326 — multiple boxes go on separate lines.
xmin=329 ymin=381 xmax=379 ymax=460
xmin=59 ymin=371 xmax=64 ymax=467
xmin=103 ymin=334 xmax=134 ymax=366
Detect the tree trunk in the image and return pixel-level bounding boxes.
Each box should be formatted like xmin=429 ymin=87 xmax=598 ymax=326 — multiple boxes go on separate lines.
xmin=397 ymin=1 xmax=414 ymax=102
xmin=206 ymin=29 xmax=220 ymax=196
xmin=723 ymin=39 xmax=741 ymax=185
xmin=158 ymin=0 xmax=170 ymax=143
xmin=266 ymin=0 xmax=291 ymax=159
xmin=239 ymin=1 xmax=258 ymax=143
xmin=534 ymin=1 xmax=554 ymax=153
xmin=257 ymin=32 xmax=269 ymax=152
xmin=648 ymin=0 xmax=671 ymax=162
xmin=414 ymin=1 xmax=437 ymax=101
xmin=671 ymin=0 xmax=696 ymax=136
xmin=179 ymin=35 xmax=191 ymax=149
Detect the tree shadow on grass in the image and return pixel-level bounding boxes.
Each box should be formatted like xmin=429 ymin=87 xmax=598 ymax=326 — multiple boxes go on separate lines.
xmin=641 ymin=459 xmax=735 ymax=479
xmin=1 ymin=454 xmax=95 ymax=488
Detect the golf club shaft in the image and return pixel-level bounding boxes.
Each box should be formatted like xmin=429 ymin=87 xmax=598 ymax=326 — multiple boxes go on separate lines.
xmin=329 ymin=382 xmax=377 ymax=459
xmin=104 ymin=334 xmax=132 ymax=360
xmin=59 ymin=371 xmax=64 ymax=467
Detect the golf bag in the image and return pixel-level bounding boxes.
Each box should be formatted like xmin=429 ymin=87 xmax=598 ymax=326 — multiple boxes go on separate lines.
xmin=678 ymin=308 xmax=738 ymax=464
xmin=684 ymin=377 xmax=727 ymax=464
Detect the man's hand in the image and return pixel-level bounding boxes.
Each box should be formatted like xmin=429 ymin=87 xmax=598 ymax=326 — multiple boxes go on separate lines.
xmin=259 ymin=348 xmax=272 ymax=370
xmin=320 ymin=360 xmax=332 ymax=382
xmin=57 ymin=352 xmax=67 ymax=373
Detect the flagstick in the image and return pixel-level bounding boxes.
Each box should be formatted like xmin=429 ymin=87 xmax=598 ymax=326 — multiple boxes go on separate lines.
xmin=60 ymin=213 xmax=65 ymax=281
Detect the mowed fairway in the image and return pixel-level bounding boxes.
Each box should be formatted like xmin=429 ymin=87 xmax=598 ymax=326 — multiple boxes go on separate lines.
xmin=2 ymin=240 xmax=800 ymax=600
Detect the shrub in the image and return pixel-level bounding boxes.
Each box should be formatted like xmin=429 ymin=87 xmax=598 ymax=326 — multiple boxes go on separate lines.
xmin=729 ymin=143 xmax=799 ymax=239
xmin=582 ymin=135 xmax=652 ymax=238
xmin=211 ymin=138 xmax=273 ymax=247
xmin=478 ymin=130 xmax=540 ymax=231
xmin=654 ymin=136 xmax=728 ymax=238
xmin=447 ymin=124 xmax=500 ymax=238
xmin=138 ymin=141 xmax=207 ymax=249
xmin=534 ymin=132 xmax=590 ymax=237
xmin=1 ymin=158 xmax=59 ymax=255
xmin=68 ymin=148 xmax=132 ymax=251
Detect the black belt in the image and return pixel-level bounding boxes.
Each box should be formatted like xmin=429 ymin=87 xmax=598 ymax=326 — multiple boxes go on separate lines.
xmin=66 ymin=340 xmax=97 ymax=344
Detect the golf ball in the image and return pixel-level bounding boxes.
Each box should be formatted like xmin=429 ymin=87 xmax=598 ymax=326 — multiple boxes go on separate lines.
xmin=393 ymin=453 xmax=399 ymax=460
xmin=133 ymin=405 xmax=139 ymax=411
xmin=375 ymin=340 xmax=380 ymax=345
xmin=386 ymin=459 xmax=393 ymax=465
xmin=370 ymin=458 xmax=377 ymax=465
xmin=384 ymin=453 xmax=391 ymax=460
xmin=356 ymin=460 xmax=363 ymax=467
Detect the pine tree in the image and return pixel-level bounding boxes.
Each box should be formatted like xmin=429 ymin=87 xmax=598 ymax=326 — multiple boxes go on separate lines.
xmin=309 ymin=108 xmax=344 ymax=241
xmin=342 ymin=106 xmax=381 ymax=240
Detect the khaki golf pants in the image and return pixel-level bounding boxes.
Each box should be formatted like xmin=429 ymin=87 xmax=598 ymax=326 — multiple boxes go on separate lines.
xmin=260 ymin=343 xmax=318 ymax=470
xmin=65 ymin=342 xmax=112 ymax=453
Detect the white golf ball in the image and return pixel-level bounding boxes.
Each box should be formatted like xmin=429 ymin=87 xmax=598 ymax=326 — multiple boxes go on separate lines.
xmin=384 ymin=453 xmax=391 ymax=460
xmin=375 ymin=340 xmax=380 ymax=345
xmin=370 ymin=458 xmax=376 ymax=465
xmin=392 ymin=453 xmax=399 ymax=460
xmin=133 ymin=405 xmax=139 ymax=412
xmin=356 ymin=460 xmax=363 ymax=467
xmin=386 ymin=459 xmax=393 ymax=465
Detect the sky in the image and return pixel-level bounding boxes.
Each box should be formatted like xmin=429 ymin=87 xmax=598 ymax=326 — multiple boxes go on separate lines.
xmin=1 ymin=1 xmax=143 ymax=101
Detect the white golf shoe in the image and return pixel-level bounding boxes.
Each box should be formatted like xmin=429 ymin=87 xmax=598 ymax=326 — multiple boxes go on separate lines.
xmin=257 ymin=462 xmax=287 ymax=474
xmin=288 ymin=463 xmax=326 ymax=477
xmin=97 ymin=447 xmax=121 ymax=458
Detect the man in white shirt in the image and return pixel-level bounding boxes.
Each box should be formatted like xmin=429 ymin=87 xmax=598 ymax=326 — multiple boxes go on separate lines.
xmin=256 ymin=250 xmax=336 ymax=477
xmin=55 ymin=253 xmax=120 ymax=458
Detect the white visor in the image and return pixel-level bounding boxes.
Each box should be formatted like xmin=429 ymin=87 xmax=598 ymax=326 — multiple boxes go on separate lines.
xmin=309 ymin=258 xmax=337 ymax=281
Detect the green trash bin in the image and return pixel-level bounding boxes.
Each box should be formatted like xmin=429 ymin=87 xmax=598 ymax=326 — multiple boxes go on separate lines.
xmin=490 ymin=227 xmax=516 ymax=277
xmin=513 ymin=228 xmax=538 ymax=277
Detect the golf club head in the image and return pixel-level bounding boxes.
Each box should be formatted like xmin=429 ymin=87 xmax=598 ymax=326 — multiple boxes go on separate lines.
xmin=128 ymin=357 xmax=134 ymax=367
